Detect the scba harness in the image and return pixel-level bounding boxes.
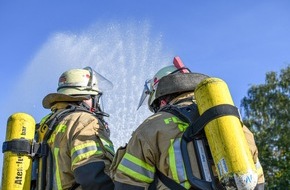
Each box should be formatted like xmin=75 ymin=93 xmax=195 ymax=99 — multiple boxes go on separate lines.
xmin=158 ymin=102 xmax=241 ymax=190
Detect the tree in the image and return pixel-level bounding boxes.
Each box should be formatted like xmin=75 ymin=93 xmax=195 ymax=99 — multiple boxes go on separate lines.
xmin=241 ymin=65 xmax=290 ymax=189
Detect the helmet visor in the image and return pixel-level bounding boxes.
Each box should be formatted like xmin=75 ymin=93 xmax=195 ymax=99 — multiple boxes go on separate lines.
xmin=137 ymin=79 xmax=152 ymax=110
xmin=84 ymin=66 xmax=114 ymax=92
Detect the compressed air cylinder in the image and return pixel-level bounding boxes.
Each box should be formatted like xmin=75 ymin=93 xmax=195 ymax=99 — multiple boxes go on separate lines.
xmin=194 ymin=78 xmax=258 ymax=190
xmin=1 ymin=113 xmax=35 ymax=190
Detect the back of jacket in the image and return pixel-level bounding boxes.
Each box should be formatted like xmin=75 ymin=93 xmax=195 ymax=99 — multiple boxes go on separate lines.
xmin=40 ymin=103 xmax=114 ymax=189
xmin=114 ymin=93 xmax=199 ymax=189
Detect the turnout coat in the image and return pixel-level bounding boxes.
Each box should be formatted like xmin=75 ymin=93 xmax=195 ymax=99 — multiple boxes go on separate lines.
xmin=112 ymin=92 xmax=264 ymax=190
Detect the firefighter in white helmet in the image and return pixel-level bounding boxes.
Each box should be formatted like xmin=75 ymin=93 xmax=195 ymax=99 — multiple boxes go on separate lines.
xmin=112 ymin=58 xmax=265 ymax=190
xmin=37 ymin=67 xmax=115 ymax=190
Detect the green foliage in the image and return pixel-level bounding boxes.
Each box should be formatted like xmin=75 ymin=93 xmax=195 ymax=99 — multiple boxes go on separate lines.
xmin=241 ymin=65 xmax=290 ymax=189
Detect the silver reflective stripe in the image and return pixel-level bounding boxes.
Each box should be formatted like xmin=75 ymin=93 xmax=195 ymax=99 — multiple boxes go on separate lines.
xmin=173 ymin=138 xmax=187 ymax=185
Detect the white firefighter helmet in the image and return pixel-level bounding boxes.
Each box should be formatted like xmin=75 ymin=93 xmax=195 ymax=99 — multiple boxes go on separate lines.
xmin=58 ymin=67 xmax=104 ymax=95
xmin=57 ymin=67 xmax=112 ymax=95
xmin=42 ymin=67 xmax=113 ymax=109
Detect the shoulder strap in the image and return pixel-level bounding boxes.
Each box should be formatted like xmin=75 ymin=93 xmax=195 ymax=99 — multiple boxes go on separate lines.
xmin=43 ymin=105 xmax=93 ymax=141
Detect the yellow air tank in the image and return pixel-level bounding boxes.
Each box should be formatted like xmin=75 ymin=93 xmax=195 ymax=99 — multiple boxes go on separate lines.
xmin=1 ymin=113 xmax=36 ymax=190
xmin=194 ymin=78 xmax=258 ymax=190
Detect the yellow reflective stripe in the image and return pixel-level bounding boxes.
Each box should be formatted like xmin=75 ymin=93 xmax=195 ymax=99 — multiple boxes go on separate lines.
xmin=183 ymin=178 xmax=191 ymax=189
xmin=117 ymin=153 xmax=155 ymax=183
xmin=169 ymin=139 xmax=179 ymax=182
xmin=53 ymin=147 xmax=63 ymax=190
xmin=71 ymin=142 xmax=102 ymax=166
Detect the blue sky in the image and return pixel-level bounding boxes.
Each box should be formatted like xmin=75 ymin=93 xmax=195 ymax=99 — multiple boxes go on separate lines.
xmin=0 ymin=0 xmax=290 ymax=180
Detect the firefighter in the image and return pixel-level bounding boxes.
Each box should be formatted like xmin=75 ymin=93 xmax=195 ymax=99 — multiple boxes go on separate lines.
xmin=112 ymin=61 xmax=265 ymax=189
xmin=38 ymin=67 xmax=115 ymax=190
